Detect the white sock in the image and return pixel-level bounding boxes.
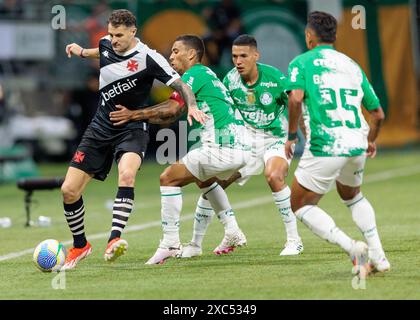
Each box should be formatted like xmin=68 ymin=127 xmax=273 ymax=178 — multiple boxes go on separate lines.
xmin=343 ymin=193 xmax=384 ymax=257
xmin=160 ymin=186 xmax=182 ymax=248
xmin=201 ymin=182 xmax=239 ymax=232
xmin=191 ymin=194 xmax=215 ymax=246
xmin=296 ymin=205 xmax=353 ymax=253
xmin=272 ymin=186 xmax=300 ymax=241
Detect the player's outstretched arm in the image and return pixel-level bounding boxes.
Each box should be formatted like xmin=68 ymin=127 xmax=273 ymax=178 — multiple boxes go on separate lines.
xmin=65 ymin=43 xmax=100 ymax=59
xmin=109 ymin=100 xmax=185 ymax=126
xmin=169 ymin=79 xmax=207 ymax=125
xmin=366 ymin=106 xmax=385 ymax=158
xmin=285 ymin=89 xmax=304 ymax=159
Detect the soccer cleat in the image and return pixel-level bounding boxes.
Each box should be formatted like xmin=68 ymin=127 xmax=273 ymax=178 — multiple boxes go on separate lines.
xmin=350 ymin=241 xmax=369 ymax=276
xmin=180 ymin=242 xmax=202 ymax=258
xmin=104 ymin=238 xmax=128 ymax=262
xmin=61 ymin=242 xmax=92 ymax=271
xmin=368 ymin=255 xmax=391 ymax=273
xmin=279 ymin=238 xmax=304 ymax=256
xmin=145 ymin=243 xmax=182 ymax=265
xmin=213 ymin=229 xmax=247 ymax=255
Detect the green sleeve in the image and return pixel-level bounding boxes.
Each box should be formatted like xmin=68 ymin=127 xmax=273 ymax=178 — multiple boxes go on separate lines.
xmin=181 ymin=69 xmax=205 ymax=95
xmin=275 ymin=73 xmax=288 ymax=107
xmin=361 ymin=69 xmax=380 ymax=110
xmin=286 ymin=57 xmax=305 ymax=91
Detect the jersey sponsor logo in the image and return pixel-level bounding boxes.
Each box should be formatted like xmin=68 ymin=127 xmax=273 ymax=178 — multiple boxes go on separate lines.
xmin=126 ymin=59 xmax=139 ymax=72
xmin=101 ymin=78 xmax=138 ymax=102
xmin=72 ymin=151 xmax=85 ymax=163
xmin=290 ymin=67 xmax=299 ymax=82
xmin=259 ymin=92 xmax=273 ymax=105
xmin=241 ymin=109 xmax=275 ymax=124
xmin=314 ymin=58 xmax=337 ymax=69
xmin=260 ymin=81 xmax=278 ymax=88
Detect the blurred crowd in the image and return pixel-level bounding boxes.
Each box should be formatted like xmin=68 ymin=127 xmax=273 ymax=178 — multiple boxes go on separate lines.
xmin=0 ymin=0 xmax=293 ymax=161
xmin=0 ymin=0 xmax=248 ymax=155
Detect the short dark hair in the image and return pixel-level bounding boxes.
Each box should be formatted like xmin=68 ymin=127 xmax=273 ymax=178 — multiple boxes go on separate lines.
xmin=307 ymin=11 xmax=337 ymax=43
xmin=108 ymin=9 xmax=137 ymax=28
xmin=175 ymin=35 xmax=205 ymax=62
xmin=233 ymin=34 xmax=258 ymax=48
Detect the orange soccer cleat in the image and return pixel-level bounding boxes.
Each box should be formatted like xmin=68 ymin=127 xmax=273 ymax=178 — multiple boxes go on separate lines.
xmin=104 ymin=238 xmax=128 ymax=262
xmin=61 ymin=242 xmax=92 ymax=271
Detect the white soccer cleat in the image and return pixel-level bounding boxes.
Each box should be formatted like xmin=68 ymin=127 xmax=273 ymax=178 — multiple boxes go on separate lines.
xmin=350 ymin=241 xmax=369 ymax=276
xmin=368 ymin=255 xmax=391 ymax=273
xmin=180 ymin=242 xmax=202 ymax=258
xmin=279 ymin=238 xmax=304 ymax=256
xmin=213 ymin=229 xmax=247 ymax=255
xmin=145 ymin=243 xmax=182 ymax=265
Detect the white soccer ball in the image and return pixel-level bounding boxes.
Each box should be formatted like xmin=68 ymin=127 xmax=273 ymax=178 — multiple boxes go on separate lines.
xmin=33 ymin=239 xmax=66 ymax=272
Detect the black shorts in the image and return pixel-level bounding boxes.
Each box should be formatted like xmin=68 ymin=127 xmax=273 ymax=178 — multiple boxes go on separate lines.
xmin=70 ymin=126 xmax=149 ymax=181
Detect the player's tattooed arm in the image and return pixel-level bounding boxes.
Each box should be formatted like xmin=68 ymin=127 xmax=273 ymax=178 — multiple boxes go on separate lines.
xmin=109 ymin=100 xmax=185 ymax=126
xmin=66 ymin=43 xmax=100 ymax=59
xmin=169 ymin=79 xmax=207 ymax=125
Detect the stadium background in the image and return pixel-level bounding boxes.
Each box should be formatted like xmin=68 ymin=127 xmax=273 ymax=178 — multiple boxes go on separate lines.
xmin=0 ymin=0 xmax=419 ymax=300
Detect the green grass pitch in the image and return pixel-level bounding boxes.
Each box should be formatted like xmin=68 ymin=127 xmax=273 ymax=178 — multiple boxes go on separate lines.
xmin=0 ymin=151 xmax=419 ymax=299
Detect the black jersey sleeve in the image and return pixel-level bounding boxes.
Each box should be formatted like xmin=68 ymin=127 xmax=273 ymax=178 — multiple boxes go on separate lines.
xmin=146 ymin=50 xmax=180 ymax=86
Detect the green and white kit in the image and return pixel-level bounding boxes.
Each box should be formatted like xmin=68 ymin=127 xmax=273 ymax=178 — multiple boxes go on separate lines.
xmin=286 ymin=45 xmax=380 ymax=157
xmin=286 ymin=45 xmax=381 ymax=193
xmin=180 ymin=64 xmax=251 ymax=181
xmin=223 ymin=63 xmax=290 ymax=184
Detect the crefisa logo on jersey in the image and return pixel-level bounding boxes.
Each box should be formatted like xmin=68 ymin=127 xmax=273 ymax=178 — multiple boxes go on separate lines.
xmin=260 ymin=92 xmax=273 ymax=105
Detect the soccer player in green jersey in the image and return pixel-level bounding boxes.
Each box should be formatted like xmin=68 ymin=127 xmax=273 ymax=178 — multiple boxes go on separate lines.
xmin=110 ymin=35 xmax=251 ymax=264
xmin=181 ymin=34 xmax=304 ymax=257
xmin=285 ymin=11 xmax=390 ymax=273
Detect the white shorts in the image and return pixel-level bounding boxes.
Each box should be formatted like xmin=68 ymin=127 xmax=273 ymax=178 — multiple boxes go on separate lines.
xmin=294 ymin=150 xmax=367 ymax=194
xmin=237 ymin=127 xmax=290 ymax=186
xmin=181 ymin=144 xmax=251 ymax=182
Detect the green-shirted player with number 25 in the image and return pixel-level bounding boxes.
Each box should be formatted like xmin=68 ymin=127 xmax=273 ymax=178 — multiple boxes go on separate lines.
xmin=285 ymin=11 xmax=390 ymax=274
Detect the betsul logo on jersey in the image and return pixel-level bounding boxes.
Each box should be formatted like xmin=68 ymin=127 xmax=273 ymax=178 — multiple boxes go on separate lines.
xmin=101 ymin=78 xmax=138 ymax=104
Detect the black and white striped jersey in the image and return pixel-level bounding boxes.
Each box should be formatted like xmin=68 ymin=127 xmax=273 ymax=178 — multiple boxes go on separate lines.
xmin=90 ymin=36 xmax=180 ymax=136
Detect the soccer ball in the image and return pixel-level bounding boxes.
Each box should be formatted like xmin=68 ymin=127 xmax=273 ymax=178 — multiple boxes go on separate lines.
xmin=33 ymin=239 xmax=66 ymax=272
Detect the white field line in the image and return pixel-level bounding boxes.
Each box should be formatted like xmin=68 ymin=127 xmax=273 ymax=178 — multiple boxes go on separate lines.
xmin=1 ymin=164 xmax=420 ymax=262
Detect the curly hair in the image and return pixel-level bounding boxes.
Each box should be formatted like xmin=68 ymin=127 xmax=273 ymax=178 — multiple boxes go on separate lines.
xmin=108 ymin=9 xmax=137 ymax=28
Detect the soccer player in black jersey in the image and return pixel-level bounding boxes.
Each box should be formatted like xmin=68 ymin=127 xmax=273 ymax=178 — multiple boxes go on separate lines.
xmin=61 ymin=9 xmax=205 ymax=270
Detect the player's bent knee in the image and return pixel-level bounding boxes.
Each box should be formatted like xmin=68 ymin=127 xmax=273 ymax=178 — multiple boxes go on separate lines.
xmin=160 ymin=171 xmax=173 ymax=186
xmin=61 ymin=183 xmax=81 ymax=204
xmin=265 ymin=171 xmax=286 ymax=187
xmin=336 ymin=183 xmax=360 ymax=201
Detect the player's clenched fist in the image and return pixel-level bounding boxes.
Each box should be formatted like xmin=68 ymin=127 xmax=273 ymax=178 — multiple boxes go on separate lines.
xmin=65 ymin=43 xmax=83 ymax=58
